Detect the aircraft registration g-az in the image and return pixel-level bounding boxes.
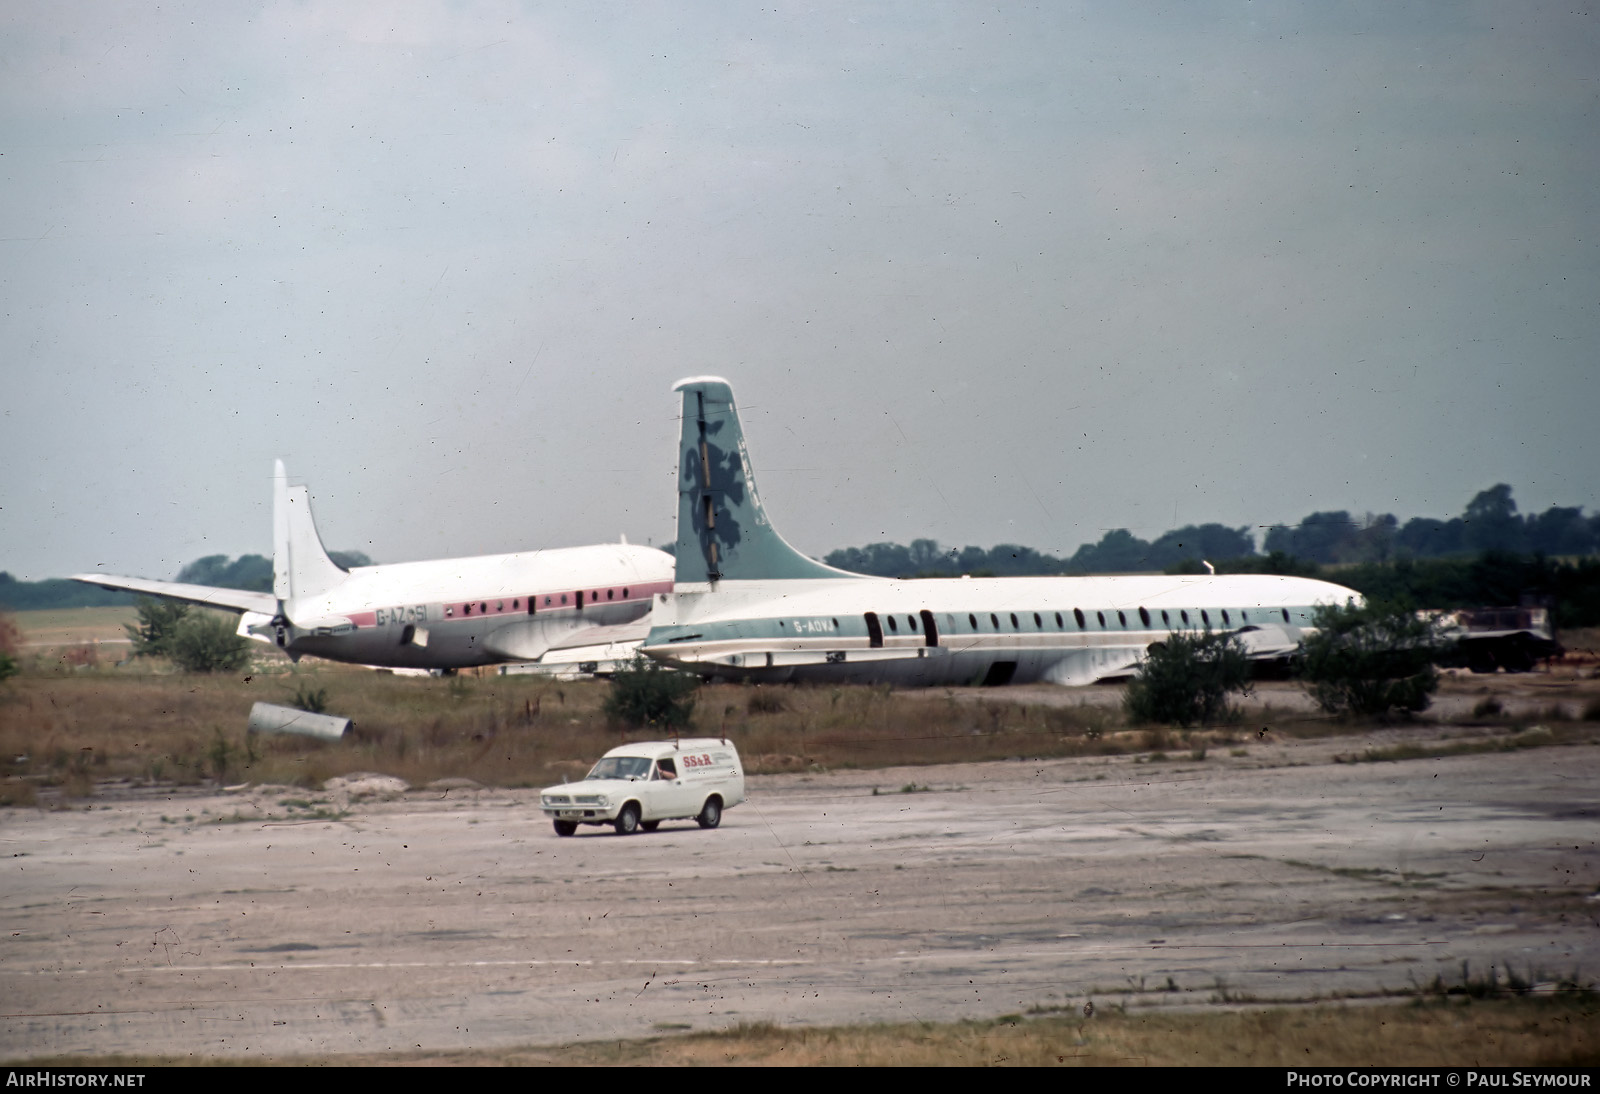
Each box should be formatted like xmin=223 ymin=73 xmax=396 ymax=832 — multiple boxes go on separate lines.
xmin=640 ymin=378 xmax=1362 ymax=686
xmin=72 ymin=462 xmax=673 ymax=671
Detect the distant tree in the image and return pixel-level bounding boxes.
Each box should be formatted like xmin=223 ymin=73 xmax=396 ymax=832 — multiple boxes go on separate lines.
xmin=1396 ymin=516 xmax=1465 ymax=558
xmin=1524 ymin=506 xmax=1595 ymax=557
xmin=175 ymin=552 xmax=372 ymax=592
xmin=1264 ymin=511 xmax=1361 ymax=564
xmin=603 ymin=655 xmax=699 ymax=730
xmin=1463 ymin=484 xmax=1526 ymax=554
xmin=1068 ymin=529 xmax=1152 ymax=573
xmin=1124 ymin=631 xmax=1249 ymax=728
xmin=1296 ymin=602 xmax=1450 ymax=720
xmin=328 ymin=551 xmax=373 ymax=570
xmin=166 ymin=611 xmax=251 ymax=673
xmin=1147 ymin=524 xmax=1254 ymax=570
xmin=126 ymin=598 xmax=192 ymax=659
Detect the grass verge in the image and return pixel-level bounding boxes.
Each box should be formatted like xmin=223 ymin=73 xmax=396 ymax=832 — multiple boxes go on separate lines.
xmin=16 ymin=997 xmax=1597 ymax=1067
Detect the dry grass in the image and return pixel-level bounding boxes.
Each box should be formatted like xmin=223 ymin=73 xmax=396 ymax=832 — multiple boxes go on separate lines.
xmin=4 ymin=656 xmax=1596 ymax=801
xmin=0 ymin=668 xmax=1158 ymax=798
xmin=5 ymin=605 xmax=1597 ymax=800
xmin=22 ymin=998 xmax=1598 ymax=1067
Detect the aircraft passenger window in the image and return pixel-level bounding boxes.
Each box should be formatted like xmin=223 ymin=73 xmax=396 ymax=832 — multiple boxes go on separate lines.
xmin=832 ymin=618 xmax=839 ymax=628
xmin=1009 ymin=613 xmax=1018 ymax=629
xmin=497 ymin=602 xmax=503 ymax=612
xmin=1181 ymin=610 xmax=1189 ymax=625
xmin=1201 ymin=610 xmax=1210 ymax=626
xmin=446 ymin=607 xmax=454 ymax=617
xmin=513 ymin=599 xmax=519 ymax=609
xmin=1033 ymin=613 xmax=1042 ymax=628
xmin=1074 ymin=608 xmax=1085 ymax=629
xmin=969 ymin=614 xmax=978 ymax=629
xmin=1162 ymin=610 xmax=1170 ymax=625
xmin=1139 ymin=607 xmax=1150 ymax=627
xmin=1117 ymin=611 xmax=1126 ymax=626
xmin=1282 ymin=609 xmax=1290 ymax=623
xmin=607 ymin=589 xmax=614 ymax=600
xmin=1242 ymin=611 xmax=1249 ymax=622
xmin=990 ymin=614 xmax=1000 ymax=629
xmin=1096 ymin=611 xmax=1105 ymax=627
xmin=1055 ymin=613 xmax=1063 ymax=628
xmin=561 ymin=594 xmax=568 ymax=604
xmin=1221 ymin=610 xmax=1230 ymax=625
xmin=887 ymin=616 xmax=898 ymax=632
xmin=464 ymin=603 xmax=472 ymax=615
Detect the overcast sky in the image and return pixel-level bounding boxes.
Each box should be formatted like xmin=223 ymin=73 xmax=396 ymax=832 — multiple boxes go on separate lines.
xmin=3 ymin=2 xmax=1596 ymax=581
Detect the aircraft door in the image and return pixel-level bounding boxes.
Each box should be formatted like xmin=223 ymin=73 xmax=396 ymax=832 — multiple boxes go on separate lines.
xmin=919 ymin=610 xmax=939 ymax=648
xmin=864 ymin=612 xmax=883 ymax=649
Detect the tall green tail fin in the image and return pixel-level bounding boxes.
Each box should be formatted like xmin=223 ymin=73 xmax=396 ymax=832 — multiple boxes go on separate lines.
xmin=672 ymin=377 xmax=852 ymax=584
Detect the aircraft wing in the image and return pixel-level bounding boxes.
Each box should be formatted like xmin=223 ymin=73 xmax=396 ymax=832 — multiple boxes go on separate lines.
xmin=70 ymin=574 xmax=278 ymax=616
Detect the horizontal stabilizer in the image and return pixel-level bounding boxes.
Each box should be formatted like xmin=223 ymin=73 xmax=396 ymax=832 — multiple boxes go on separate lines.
xmin=70 ymin=574 xmax=277 ymax=616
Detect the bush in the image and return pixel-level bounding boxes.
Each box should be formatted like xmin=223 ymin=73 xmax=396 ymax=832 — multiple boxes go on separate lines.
xmin=603 ymin=655 xmax=699 ymax=730
xmin=126 ymin=598 xmax=191 ymax=659
xmin=1296 ymin=602 xmax=1450 ymax=719
xmin=1124 ymin=631 xmax=1249 ymax=727
xmin=167 ymin=611 xmax=251 ymax=673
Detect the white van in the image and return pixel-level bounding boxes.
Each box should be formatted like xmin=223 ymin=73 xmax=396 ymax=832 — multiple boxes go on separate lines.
xmin=540 ymin=738 xmax=746 ymax=836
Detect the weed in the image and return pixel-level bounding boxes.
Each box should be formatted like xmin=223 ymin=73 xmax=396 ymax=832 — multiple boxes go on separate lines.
xmin=746 ymin=688 xmax=787 ymax=715
xmin=290 ymin=684 xmax=330 ymax=714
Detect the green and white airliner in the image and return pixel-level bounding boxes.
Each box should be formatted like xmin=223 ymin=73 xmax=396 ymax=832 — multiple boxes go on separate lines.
xmin=640 ymin=378 xmax=1361 ymax=686
xmin=74 ymin=461 xmax=672 ymax=671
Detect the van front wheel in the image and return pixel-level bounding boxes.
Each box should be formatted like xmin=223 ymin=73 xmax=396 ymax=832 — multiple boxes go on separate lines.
xmin=697 ymin=797 xmax=722 ymax=830
xmin=614 ymin=803 xmax=641 ymax=835
xmin=553 ymin=820 xmax=577 ymax=837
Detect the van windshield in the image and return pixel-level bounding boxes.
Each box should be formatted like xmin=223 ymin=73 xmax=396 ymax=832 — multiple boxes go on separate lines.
xmin=586 ymin=756 xmax=652 ymax=780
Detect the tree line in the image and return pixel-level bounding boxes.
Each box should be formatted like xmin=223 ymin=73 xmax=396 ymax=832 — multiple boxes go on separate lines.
xmin=0 ymin=551 xmax=373 ymax=611
xmin=824 ymin=485 xmax=1598 ymax=579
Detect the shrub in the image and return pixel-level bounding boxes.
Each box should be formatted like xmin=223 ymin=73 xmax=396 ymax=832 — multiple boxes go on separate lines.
xmin=0 ymin=611 xmax=21 ymax=657
xmin=1296 ymin=601 xmax=1450 ymax=719
xmin=1124 ymin=631 xmax=1249 ymax=727
xmin=290 ymin=684 xmax=330 ymax=713
xmin=167 ymin=611 xmax=251 ymax=673
xmin=126 ymin=598 xmax=191 ymax=659
xmin=603 ymin=655 xmax=699 ymax=730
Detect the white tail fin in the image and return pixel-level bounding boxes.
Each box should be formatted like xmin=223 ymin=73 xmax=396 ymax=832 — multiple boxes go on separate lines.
xmin=272 ymin=460 xmax=348 ymax=604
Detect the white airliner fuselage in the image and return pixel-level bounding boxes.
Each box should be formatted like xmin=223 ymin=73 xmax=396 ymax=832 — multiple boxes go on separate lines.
xmin=641 ymin=378 xmax=1360 ymax=686
xmin=75 ymin=462 xmax=672 ymax=671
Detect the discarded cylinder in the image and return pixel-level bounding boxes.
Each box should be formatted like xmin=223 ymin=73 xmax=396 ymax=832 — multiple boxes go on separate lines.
xmin=248 ymin=702 xmax=350 ymax=741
